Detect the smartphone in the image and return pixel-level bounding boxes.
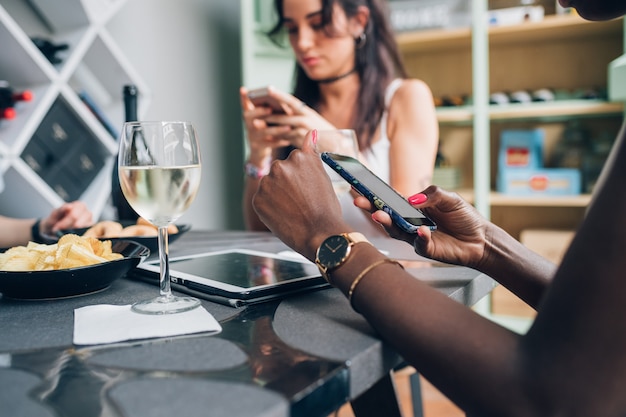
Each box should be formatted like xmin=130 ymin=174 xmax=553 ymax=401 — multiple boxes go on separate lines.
xmin=247 ymin=87 xmax=288 ymax=114
xmin=321 ymin=152 xmax=437 ymax=233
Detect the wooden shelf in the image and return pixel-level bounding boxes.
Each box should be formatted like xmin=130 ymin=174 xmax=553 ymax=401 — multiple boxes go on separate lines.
xmin=488 ymin=14 xmax=623 ymax=45
xmin=489 ymin=100 xmax=623 ymax=121
xmin=397 ymin=14 xmax=623 ymax=53
xmin=436 ymin=106 xmax=473 ymax=124
xmin=395 ymin=26 xmax=471 ymax=53
xmin=451 ymin=188 xmax=591 ymax=208
xmin=489 ymin=192 xmax=591 ymax=207
xmin=437 ymin=100 xmax=623 ymax=124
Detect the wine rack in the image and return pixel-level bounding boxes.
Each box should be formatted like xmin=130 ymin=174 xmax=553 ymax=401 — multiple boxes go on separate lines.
xmin=0 ymin=0 xmax=149 ymax=219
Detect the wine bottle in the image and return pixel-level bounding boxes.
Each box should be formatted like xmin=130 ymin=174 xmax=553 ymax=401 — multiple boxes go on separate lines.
xmin=1 ymin=107 xmax=16 ymax=120
xmin=111 ymin=85 xmax=140 ymax=222
xmin=1 ymin=81 xmax=33 ymax=120
xmin=31 ymin=37 xmax=69 ymax=65
xmin=123 ymin=85 xmax=138 ymax=121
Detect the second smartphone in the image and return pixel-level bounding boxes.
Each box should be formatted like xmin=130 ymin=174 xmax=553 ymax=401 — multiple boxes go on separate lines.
xmin=321 ymin=152 xmax=437 ymax=233
xmin=247 ymin=87 xmax=289 ymax=114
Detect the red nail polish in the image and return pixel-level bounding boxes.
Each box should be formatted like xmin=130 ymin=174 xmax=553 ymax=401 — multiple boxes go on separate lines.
xmin=417 ymin=228 xmax=425 ymax=237
xmin=311 ymin=129 xmax=318 ymax=145
xmin=408 ymin=193 xmax=427 ymax=205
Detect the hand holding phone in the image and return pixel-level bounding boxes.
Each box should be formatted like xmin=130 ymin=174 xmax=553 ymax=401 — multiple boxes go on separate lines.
xmin=321 ymin=152 xmax=437 ymax=233
xmin=247 ymin=87 xmax=290 ymax=115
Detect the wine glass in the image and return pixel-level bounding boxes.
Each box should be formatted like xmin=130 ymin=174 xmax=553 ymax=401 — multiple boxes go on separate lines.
xmin=314 ymin=129 xmax=359 ymax=195
xmin=118 ymin=121 xmax=202 ymax=314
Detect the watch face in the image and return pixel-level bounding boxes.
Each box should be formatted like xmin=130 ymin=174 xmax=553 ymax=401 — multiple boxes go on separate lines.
xmin=317 ymin=235 xmax=351 ymax=269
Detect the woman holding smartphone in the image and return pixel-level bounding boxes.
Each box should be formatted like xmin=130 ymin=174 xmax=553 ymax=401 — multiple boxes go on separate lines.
xmin=240 ymin=0 xmax=438 ymax=237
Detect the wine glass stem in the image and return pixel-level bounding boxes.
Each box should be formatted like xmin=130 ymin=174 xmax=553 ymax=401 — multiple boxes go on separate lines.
xmin=158 ymin=226 xmax=171 ymax=298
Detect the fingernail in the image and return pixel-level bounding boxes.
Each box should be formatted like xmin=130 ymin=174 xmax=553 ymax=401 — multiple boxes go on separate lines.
xmin=417 ymin=228 xmax=425 ymax=237
xmin=408 ymin=193 xmax=427 ymax=205
xmin=311 ymin=129 xmax=318 ymax=145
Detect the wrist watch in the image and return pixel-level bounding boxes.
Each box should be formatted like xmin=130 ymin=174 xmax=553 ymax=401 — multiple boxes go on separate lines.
xmin=31 ymin=219 xmax=43 ymax=243
xmin=315 ymin=232 xmax=369 ymax=283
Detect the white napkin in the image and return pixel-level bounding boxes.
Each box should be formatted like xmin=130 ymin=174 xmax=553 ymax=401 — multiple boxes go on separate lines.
xmin=73 ymin=304 xmax=222 ymax=345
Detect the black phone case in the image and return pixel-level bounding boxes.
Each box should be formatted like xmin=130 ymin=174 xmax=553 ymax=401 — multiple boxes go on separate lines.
xmin=321 ymin=152 xmax=436 ymax=233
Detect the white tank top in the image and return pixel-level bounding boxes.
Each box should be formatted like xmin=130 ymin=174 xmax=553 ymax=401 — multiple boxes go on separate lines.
xmin=339 ymin=78 xmax=403 ymax=239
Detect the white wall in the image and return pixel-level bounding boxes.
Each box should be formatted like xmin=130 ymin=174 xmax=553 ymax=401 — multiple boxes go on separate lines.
xmin=106 ymin=0 xmax=245 ymax=230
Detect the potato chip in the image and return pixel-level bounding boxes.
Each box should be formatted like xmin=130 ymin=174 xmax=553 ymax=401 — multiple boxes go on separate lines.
xmin=0 ymin=255 xmax=34 ymax=272
xmin=0 ymin=234 xmax=123 ymax=272
xmin=59 ymin=234 xmax=90 ymax=250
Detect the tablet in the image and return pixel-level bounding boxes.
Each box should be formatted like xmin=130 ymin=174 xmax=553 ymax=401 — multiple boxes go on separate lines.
xmin=133 ymin=249 xmax=328 ymax=307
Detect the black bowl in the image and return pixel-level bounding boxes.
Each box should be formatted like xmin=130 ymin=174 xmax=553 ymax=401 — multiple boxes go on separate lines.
xmin=0 ymin=240 xmax=150 ymax=300
xmin=43 ymin=224 xmax=191 ymax=254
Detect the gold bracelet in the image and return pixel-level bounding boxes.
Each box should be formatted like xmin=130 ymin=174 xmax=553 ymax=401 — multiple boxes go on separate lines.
xmin=348 ymin=258 xmax=404 ymax=309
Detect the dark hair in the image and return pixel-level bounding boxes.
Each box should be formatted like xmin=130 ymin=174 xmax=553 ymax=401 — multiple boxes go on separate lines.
xmin=268 ymin=0 xmax=407 ymax=151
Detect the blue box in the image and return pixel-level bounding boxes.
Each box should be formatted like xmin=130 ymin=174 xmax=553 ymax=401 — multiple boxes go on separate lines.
xmin=498 ymin=129 xmax=544 ymax=171
xmin=497 ymin=168 xmax=581 ymax=196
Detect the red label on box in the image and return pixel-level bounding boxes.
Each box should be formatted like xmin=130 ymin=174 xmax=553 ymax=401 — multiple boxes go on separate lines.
xmin=506 ymin=147 xmax=530 ymax=166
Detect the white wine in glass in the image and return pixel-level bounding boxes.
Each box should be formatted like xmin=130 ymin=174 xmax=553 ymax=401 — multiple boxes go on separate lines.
xmin=314 ymin=129 xmax=359 ymax=195
xmin=118 ymin=121 xmax=202 ymax=314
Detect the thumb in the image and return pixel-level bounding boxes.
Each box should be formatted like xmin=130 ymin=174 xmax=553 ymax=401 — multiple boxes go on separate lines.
xmin=239 ymin=86 xmax=254 ymax=110
xmin=302 ymin=129 xmax=317 ymax=154
xmin=413 ymin=226 xmax=433 ymax=258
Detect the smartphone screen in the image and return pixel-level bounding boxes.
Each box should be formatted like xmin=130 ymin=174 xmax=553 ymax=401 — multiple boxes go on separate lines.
xmin=322 ymin=152 xmax=436 ymax=232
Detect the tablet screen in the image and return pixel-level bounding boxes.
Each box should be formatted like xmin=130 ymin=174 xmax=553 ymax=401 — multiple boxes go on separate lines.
xmin=167 ymin=250 xmax=320 ymax=289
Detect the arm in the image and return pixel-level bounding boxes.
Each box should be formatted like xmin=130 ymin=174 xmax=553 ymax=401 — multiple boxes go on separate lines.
xmin=239 ymin=86 xmax=290 ymax=231
xmin=239 ymin=85 xmax=336 ymax=230
xmin=0 ymin=201 xmax=92 ymax=247
xmin=0 ymin=216 xmax=36 ymax=247
xmin=254 ymin=129 xmax=626 ymax=415
xmin=386 ymin=79 xmax=439 ymax=196
xmin=517 ymin=124 xmax=626 ymax=414
xmin=411 ymin=188 xmax=554 ymax=309
xmin=477 ymin=221 xmax=555 ymax=309
xmin=251 ymin=132 xmax=532 ymax=415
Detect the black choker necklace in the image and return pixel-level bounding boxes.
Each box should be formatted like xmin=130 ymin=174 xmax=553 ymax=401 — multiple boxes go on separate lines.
xmin=317 ymin=68 xmax=357 ymax=84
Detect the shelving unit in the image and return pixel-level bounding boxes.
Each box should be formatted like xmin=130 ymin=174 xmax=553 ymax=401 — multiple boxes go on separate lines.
xmin=397 ymin=8 xmax=623 ymax=320
xmin=397 ymin=13 xmax=622 ymax=51
xmin=399 ymin=13 xmax=624 ymax=129
xmin=398 ymin=11 xmax=623 ymax=215
xmin=0 ymin=0 xmax=149 ymax=219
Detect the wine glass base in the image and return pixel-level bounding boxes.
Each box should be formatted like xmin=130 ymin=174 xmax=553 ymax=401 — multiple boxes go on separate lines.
xmin=131 ymin=295 xmax=201 ymax=315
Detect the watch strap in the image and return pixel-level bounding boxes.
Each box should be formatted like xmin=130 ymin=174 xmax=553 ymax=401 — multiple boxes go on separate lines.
xmin=344 ymin=232 xmax=368 ymax=245
xmin=31 ymin=219 xmax=44 ymax=243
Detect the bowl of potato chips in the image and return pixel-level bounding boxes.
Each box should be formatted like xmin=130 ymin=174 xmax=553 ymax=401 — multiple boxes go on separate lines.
xmin=0 ymin=235 xmax=149 ymax=300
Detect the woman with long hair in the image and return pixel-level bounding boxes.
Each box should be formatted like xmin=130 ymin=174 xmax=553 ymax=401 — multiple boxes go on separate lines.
xmin=240 ymin=0 xmax=438 ymax=237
